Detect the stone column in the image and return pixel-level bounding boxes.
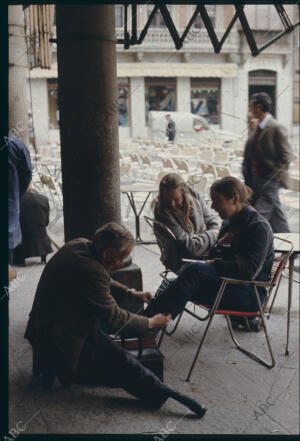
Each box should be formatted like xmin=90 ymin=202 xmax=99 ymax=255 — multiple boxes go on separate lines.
xmin=130 ymin=77 xmax=146 ymax=139
xmin=177 ymin=77 xmax=190 ymax=113
xmin=56 ymin=5 xmax=121 ymax=241
xmin=221 ymin=74 xmax=247 ymax=135
xmin=8 ymin=5 xmax=29 ymax=146
xmin=30 ymin=78 xmax=49 ymax=147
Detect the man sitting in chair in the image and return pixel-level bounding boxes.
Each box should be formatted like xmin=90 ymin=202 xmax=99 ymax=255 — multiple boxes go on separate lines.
xmin=146 ymin=177 xmax=274 ymax=331
xmin=153 ymin=173 xmax=220 ymax=273
xmin=24 ymin=222 xmax=206 ymax=417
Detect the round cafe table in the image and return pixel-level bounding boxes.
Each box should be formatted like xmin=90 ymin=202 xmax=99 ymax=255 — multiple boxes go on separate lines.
xmin=121 ymin=183 xmax=158 ymax=244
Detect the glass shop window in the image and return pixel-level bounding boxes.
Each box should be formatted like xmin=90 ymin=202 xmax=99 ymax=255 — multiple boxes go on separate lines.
xmin=191 ymin=79 xmax=220 ymax=125
xmin=145 ymin=78 xmax=176 ymax=124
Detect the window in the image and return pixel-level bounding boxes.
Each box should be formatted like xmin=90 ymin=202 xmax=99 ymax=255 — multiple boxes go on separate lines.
xmin=118 ymin=78 xmax=129 ymax=127
xmin=191 ymin=79 xmax=220 ymax=125
xmin=47 ymin=79 xmax=59 ymax=129
xmin=193 ymin=5 xmax=216 ymax=29
xmin=115 ymin=5 xmax=123 ymax=28
xmin=147 ymin=5 xmax=166 ymax=27
xmin=145 ymin=78 xmax=176 ymax=124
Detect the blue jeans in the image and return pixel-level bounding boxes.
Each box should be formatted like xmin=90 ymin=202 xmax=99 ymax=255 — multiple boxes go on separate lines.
xmin=147 ymin=262 xmax=266 ymax=319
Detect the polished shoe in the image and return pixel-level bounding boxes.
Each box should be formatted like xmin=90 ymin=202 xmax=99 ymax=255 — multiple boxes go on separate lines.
xmin=166 ymin=389 xmax=207 ymax=418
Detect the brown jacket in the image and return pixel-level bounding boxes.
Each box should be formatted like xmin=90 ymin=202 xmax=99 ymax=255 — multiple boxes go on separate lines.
xmin=242 ymin=115 xmax=292 ymax=189
xmin=24 ymin=238 xmax=149 ymax=377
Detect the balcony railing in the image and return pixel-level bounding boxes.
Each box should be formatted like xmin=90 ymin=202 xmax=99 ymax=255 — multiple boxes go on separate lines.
xmin=116 ymin=28 xmax=239 ymax=52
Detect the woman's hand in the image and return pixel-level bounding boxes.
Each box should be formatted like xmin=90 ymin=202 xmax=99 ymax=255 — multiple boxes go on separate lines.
xmin=148 ymin=313 xmax=172 ymax=329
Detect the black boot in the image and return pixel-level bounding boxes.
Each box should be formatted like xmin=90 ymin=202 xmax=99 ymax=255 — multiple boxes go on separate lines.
xmin=168 ymin=390 xmax=206 ymax=418
xmin=163 ymin=386 xmax=206 ymax=418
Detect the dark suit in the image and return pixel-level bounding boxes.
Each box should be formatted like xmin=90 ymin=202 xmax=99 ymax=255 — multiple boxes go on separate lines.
xmin=8 ymin=134 xmax=32 ymax=254
xmin=13 ymin=191 xmax=53 ymax=263
xmin=242 ymin=115 xmax=292 ymax=233
xmin=24 ymin=238 xmax=169 ymax=406
xmin=166 ymin=118 xmax=176 ymax=142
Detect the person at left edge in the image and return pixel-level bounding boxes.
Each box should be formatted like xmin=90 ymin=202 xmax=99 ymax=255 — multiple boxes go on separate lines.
xmin=8 ymin=134 xmax=32 ymax=264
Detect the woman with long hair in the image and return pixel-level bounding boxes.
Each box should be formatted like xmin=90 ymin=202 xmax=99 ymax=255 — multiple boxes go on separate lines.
xmin=146 ymin=177 xmax=274 ymax=329
xmin=153 ymin=173 xmax=219 ymax=273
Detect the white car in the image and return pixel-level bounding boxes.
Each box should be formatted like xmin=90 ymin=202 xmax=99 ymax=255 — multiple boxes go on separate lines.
xmin=148 ymin=111 xmax=242 ymax=144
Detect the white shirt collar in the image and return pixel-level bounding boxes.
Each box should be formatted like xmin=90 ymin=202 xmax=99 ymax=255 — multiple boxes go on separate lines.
xmin=259 ymin=113 xmax=272 ymax=130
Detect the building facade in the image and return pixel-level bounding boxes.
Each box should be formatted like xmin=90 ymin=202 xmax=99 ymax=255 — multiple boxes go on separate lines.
xmin=27 ymin=4 xmax=298 ymax=148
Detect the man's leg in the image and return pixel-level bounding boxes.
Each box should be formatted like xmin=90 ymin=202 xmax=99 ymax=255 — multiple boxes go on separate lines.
xmin=253 ymin=177 xmax=275 ymax=223
xmin=144 ymin=262 xmax=220 ymax=319
xmin=269 ymin=191 xmax=290 ymax=233
xmin=75 ymin=328 xmax=206 ymax=416
xmin=253 ymin=178 xmax=290 ymax=232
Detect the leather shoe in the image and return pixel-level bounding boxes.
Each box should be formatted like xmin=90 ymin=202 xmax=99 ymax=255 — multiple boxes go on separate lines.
xmin=165 ymin=388 xmax=207 ymax=418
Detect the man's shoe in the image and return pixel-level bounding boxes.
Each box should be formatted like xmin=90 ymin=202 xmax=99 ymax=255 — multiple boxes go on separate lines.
xmin=230 ymin=316 xmax=260 ymax=332
xmin=166 ymin=389 xmax=207 ymax=418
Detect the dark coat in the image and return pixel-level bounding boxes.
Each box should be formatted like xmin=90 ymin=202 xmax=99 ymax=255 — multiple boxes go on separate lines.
xmin=242 ymin=116 xmax=292 ymax=189
xmin=13 ymin=191 xmax=53 ymax=261
xmin=166 ymin=119 xmax=176 ymax=141
xmin=210 ymin=204 xmax=274 ymax=282
xmin=8 ymin=134 xmax=32 ymax=249
xmin=24 ymin=238 xmax=149 ymax=379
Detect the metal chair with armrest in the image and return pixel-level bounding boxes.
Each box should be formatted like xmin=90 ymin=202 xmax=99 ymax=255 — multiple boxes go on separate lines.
xmin=185 ymin=236 xmax=293 ymax=381
xmin=143 ymin=220 xmax=293 ymax=379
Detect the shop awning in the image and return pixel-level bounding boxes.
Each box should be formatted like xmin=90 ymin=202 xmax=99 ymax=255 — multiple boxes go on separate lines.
xmin=117 ymin=62 xmax=238 ymax=78
xmin=28 ymin=62 xmax=238 ymax=79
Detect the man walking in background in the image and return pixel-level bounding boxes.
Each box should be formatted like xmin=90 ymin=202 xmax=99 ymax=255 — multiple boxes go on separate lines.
xmin=165 ymin=114 xmax=176 ymax=143
xmin=242 ymin=92 xmax=292 ymax=233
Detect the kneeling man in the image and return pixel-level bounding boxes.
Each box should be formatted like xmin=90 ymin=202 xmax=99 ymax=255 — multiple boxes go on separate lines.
xmin=25 ymin=222 xmax=206 ymax=416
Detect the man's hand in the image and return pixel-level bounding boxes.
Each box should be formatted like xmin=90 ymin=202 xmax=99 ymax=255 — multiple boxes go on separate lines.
xmin=205 ymin=260 xmax=214 ymax=265
xmin=148 ymin=313 xmax=171 ymax=329
xmin=218 ymin=231 xmax=238 ymax=245
xmin=129 ymin=289 xmax=154 ymax=304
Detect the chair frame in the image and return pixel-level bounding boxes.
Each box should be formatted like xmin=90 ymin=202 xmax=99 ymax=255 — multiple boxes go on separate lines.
xmin=153 ymin=232 xmax=293 ymax=380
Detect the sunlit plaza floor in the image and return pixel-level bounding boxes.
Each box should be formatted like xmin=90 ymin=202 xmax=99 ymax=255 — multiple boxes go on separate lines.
xmin=8 ymin=199 xmax=299 ymax=435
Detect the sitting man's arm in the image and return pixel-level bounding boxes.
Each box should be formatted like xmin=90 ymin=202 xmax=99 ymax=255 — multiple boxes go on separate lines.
xmin=110 ymin=277 xmax=153 ymax=305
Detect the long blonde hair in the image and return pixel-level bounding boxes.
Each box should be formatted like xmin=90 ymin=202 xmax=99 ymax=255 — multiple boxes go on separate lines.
xmin=153 ymin=173 xmax=194 ymax=232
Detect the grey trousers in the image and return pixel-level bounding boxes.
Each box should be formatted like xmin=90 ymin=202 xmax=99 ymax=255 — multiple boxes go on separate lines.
xmin=253 ymin=176 xmax=290 ymax=233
